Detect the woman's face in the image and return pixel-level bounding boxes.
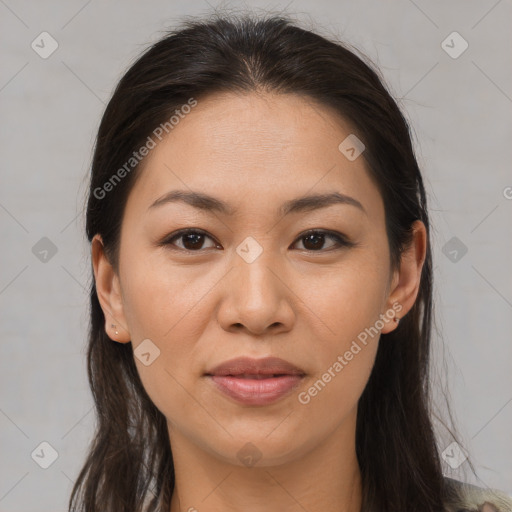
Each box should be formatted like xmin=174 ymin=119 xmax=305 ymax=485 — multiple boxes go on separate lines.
xmin=93 ymin=91 xmax=425 ymax=467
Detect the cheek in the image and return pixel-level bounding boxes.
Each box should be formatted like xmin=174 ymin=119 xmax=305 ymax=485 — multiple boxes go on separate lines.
xmin=119 ymin=251 xmax=216 ymax=400
xmin=292 ymin=269 xmax=384 ymax=428
xmin=292 ymin=253 xmax=389 ymax=394
xmin=121 ymin=257 xmax=207 ymax=421
xmin=120 ymin=250 xmax=209 ymax=342
xmin=294 ymin=256 xmax=389 ymax=340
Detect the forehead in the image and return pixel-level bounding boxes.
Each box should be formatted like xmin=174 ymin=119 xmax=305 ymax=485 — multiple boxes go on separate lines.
xmin=123 ymin=91 xmax=384 ymax=222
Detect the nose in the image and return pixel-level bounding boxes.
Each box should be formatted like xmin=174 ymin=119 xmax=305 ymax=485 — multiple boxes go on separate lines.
xmin=216 ymin=249 xmax=295 ymax=336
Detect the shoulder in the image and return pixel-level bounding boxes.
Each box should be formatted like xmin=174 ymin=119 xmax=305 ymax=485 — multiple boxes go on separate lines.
xmin=443 ymin=477 xmax=512 ymax=512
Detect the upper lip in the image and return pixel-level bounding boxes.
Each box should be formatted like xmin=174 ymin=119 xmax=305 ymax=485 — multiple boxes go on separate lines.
xmin=205 ymin=356 xmax=305 ymax=377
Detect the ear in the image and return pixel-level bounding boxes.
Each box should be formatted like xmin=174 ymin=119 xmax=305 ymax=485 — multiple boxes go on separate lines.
xmin=91 ymin=234 xmax=131 ymax=343
xmin=380 ymin=220 xmax=427 ymax=334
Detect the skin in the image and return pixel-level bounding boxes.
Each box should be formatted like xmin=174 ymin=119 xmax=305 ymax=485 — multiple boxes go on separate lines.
xmin=92 ymin=91 xmax=427 ymax=512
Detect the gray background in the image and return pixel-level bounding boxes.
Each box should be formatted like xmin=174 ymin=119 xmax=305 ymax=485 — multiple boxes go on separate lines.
xmin=1 ymin=0 xmax=511 ymax=510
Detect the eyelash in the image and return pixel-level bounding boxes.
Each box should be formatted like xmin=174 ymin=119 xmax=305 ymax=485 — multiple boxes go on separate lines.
xmin=159 ymin=228 xmax=355 ymax=253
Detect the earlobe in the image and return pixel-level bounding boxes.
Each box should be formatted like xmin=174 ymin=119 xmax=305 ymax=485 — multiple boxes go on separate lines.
xmin=91 ymin=234 xmax=131 ymax=343
xmin=380 ymin=220 xmax=427 ymax=335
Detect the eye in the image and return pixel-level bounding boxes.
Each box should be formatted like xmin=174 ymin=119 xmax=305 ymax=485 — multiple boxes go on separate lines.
xmin=160 ymin=229 xmax=219 ymax=251
xmin=291 ymin=229 xmax=354 ymax=252
xmin=159 ymin=228 xmax=354 ymax=253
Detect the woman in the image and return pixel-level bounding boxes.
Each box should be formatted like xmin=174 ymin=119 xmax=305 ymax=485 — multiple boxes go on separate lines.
xmin=70 ymin=12 xmax=512 ymax=512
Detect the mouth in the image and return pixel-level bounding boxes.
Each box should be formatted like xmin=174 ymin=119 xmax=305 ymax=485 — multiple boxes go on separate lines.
xmin=216 ymin=373 xmax=293 ymax=379
xmin=205 ymin=374 xmax=305 ymax=406
xmin=205 ymin=355 xmax=305 ymax=377
xmin=204 ymin=356 xmax=306 ymax=406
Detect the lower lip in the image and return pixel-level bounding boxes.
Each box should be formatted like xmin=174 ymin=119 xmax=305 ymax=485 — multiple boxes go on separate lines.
xmin=207 ymin=375 xmax=304 ymax=406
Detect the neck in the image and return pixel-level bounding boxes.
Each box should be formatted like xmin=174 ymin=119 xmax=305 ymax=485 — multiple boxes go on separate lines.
xmin=168 ymin=409 xmax=362 ymax=512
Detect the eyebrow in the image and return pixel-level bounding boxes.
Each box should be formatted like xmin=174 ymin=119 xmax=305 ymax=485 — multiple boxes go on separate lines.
xmin=148 ymin=190 xmax=366 ymax=217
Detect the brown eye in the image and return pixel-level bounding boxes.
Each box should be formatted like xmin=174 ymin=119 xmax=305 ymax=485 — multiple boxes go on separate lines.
xmin=162 ymin=229 xmax=219 ymax=251
xmin=292 ymin=230 xmax=352 ymax=252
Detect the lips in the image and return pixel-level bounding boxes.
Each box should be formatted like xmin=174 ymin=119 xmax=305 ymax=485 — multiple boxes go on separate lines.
xmin=204 ymin=356 xmax=305 ymax=406
xmin=205 ymin=356 xmax=305 ymax=378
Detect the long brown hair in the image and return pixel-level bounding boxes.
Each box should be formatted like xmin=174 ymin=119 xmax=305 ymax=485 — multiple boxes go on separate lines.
xmin=71 ymin=11 xmax=475 ymax=511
